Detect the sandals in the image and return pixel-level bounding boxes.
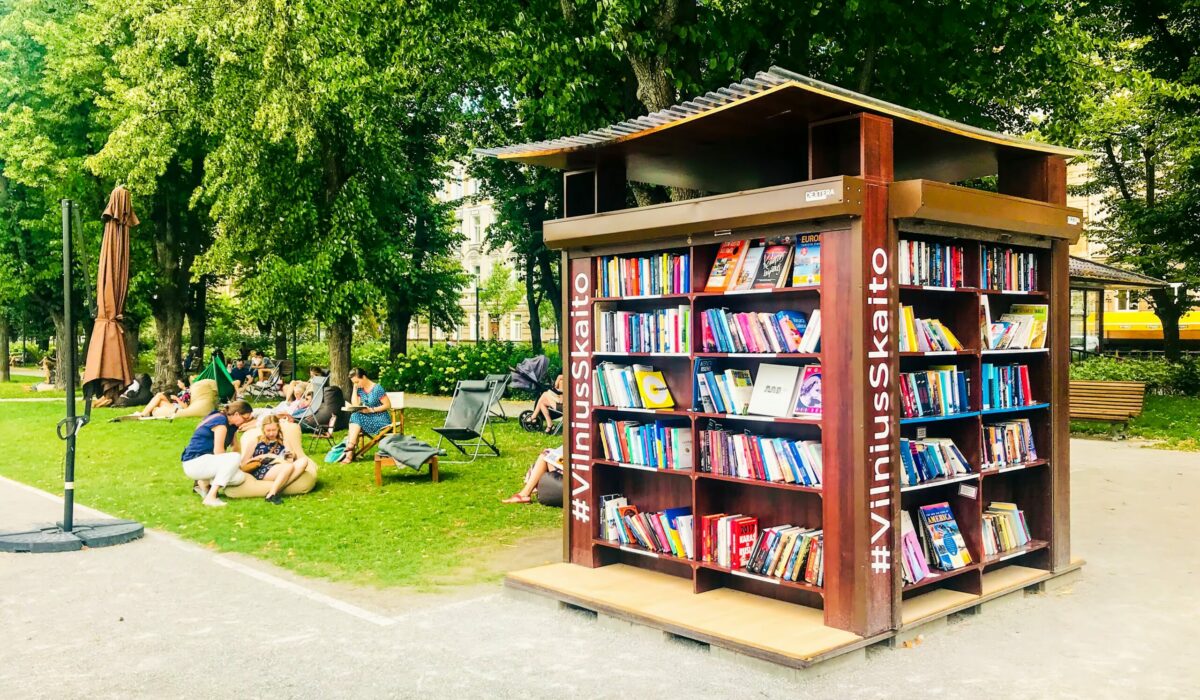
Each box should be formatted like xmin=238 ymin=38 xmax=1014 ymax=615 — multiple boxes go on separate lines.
xmin=339 ymin=449 xmax=356 ymax=464
xmin=501 ymin=493 xmax=532 ymax=504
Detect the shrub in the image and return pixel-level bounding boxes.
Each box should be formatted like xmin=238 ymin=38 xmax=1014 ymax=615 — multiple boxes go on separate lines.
xmin=379 ymin=341 xmax=560 ymax=396
xmin=1069 ymin=356 xmax=1200 ymax=396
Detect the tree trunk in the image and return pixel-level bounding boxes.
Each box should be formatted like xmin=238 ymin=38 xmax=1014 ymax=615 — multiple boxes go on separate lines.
xmin=0 ymin=317 xmax=10 ymax=383
xmin=536 ymin=250 xmax=562 ymax=339
xmin=122 ymin=317 xmax=140 ymax=371
xmin=524 ymin=249 xmax=543 ymax=353
xmin=152 ymin=305 xmax=185 ymax=392
xmin=51 ymin=311 xmax=70 ymax=389
xmin=1148 ymin=287 xmax=1185 ymax=362
xmin=327 ymin=318 xmax=352 ymax=392
xmin=387 ymin=299 xmax=410 ymax=357
xmin=187 ymin=276 xmax=209 ymax=357
xmin=274 ymin=331 xmax=288 ymax=361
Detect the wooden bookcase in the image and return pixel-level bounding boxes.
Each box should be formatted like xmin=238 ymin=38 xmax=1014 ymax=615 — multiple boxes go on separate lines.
xmin=486 ymin=72 xmax=1083 ymax=654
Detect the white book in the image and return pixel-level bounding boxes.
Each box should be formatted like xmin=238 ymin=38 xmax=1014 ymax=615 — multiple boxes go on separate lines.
xmin=747 ymin=363 xmax=801 ymax=417
xmin=801 ymin=310 xmax=822 ymax=353
xmin=732 ymin=247 xmax=764 ymax=290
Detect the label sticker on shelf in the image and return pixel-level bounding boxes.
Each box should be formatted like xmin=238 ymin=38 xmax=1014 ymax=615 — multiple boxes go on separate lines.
xmin=805 ymin=188 xmax=835 ymax=202
xmin=958 ymin=483 xmax=978 ymax=499
xmin=1067 ymin=215 xmax=1081 ymax=226
xmin=916 ymin=427 xmax=927 ymax=439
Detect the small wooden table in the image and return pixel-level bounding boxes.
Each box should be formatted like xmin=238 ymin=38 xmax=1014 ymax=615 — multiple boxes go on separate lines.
xmin=373 ymin=454 xmax=438 ymax=486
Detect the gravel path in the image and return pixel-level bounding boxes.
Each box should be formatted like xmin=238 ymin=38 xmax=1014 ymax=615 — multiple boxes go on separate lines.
xmin=1 ymin=438 xmax=1197 ymax=698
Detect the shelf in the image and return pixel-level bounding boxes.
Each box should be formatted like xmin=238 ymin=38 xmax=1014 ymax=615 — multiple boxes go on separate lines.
xmin=593 ymin=538 xmax=695 ymax=566
xmin=693 ymin=285 xmax=819 ymax=298
xmin=900 ymin=472 xmax=978 ymax=493
xmin=981 ymin=348 xmax=1049 ymax=356
xmin=979 ymin=288 xmax=1048 ymax=297
xmin=593 ymin=351 xmax=691 ymax=358
xmin=592 ymin=459 xmax=693 ymax=476
xmin=899 ymin=411 xmax=979 ymax=425
xmin=697 ymin=471 xmax=823 ymax=495
xmin=980 ymin=402 xmax=1050 ymax=417
xmin=593 ymin=293 xmax=691 ymax=302
xmin=902 ymin=563 xmax=980 ymax=593
xmin=899 ymin=284 xmax=979 ymax=294
xmin=981 ymin=459 xmax=1048 ymax=476
xmin=982 ymin=539 xmax=1049 ymax=566
xmin=693 ymin=412 xmax=822 ymax=425
xmin=899 ymin=350 xmax=976 ymax=357
xmin=594 ymin=406 xmax=692 ymax=417
xmin=691 ymin=353 xmax=820 ymax=357
xmin=697 ymin=561 xmax=824 ymax=595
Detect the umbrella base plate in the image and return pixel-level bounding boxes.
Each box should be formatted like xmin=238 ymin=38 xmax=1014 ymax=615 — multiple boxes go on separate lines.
xmin=0 ymin=519 xmax=144 ymax=553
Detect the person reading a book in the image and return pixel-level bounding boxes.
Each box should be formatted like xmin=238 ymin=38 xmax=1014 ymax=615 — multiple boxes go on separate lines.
xmin=338 ymin=367 xmax=392 ymax=463
xmin=532 ymin=374 xmax=563 ymax=433
xmin=181 ymin=400 xmax=255 ymax=507
xmin=502 ymin=445 xmax=563 ymax=504
xmin=131 ymin=377 xmax=192 ymax=419
xmin=240 ymin=414 xmax=311 ymax=504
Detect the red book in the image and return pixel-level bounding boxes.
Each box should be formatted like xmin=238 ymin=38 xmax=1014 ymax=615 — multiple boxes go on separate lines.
xmin=1018 ymin=365 xmax=1033 ymax=405
xmin=732 ymin=517 xmax=759 ymax=569
xmin=704 ymin=240 xmax=749 ymax=292
xmin=648 ymin=513 xmax=670 ymax=553
xmin=747 ymin=438 xmax=766 ymax=480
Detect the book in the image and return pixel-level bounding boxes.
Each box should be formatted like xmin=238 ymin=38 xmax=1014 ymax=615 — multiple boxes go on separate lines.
xmin=1009 ymin=303 xmax=1049 ymax=349
xmin=899 ymin=306 xmax=965 ymax=352
xmin=700 ymin=308 xmax=811 ymax=353
xmin=899 ymin=436 xmax=972 ymax=486
xmin=704 ymin=241 xmax=748 ymax=292
xmin=634 ymin=365 xmax=675 ymax=409
xmin=753 ymin=243 xmax=793 ymax=288
xmin=596 ymin=306 xmax=690 ymax=354
xmin=742 ymin=524 xmax=824 ymax=584
xmin=604 ymin=498 xmax=695 ymax=557
xmin=981 ymin=417 xmax=1038 ymax=467
xmin=917 ymin=502 xmax=972 ymax=570
xmin=791 ymin=233 xmax=821 ymax=286
xmin=982 ymin=363 xmax=1036 ymax=410
xmin=747 ymin=363 xmax=801 ymax=417
xmin=723 ymin=369 xmax=754 ymax=415
xmin=799 ymin=309 xmax=821 ymax=353
xmin=598 ymin=420 xmax=691 ymax=469
xmin=731 ymin=246 xmax=764 ymax=291
xmin=598 ymin=252 xmax=691 ymax=297
xmin=899 ymin=367 xmax=969 ymax=417
xmin=983 ymin=501 xmax=1033 ymax=556
xmin=793 ymin=365 xmax=822 ymax=416
xmin=900 ymin=510 xmax=931 ymax=584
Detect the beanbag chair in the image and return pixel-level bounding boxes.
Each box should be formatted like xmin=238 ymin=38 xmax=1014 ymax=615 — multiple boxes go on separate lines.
xmin=536 ymin=471 xmax=563 ymax=508
xmin=173 ymin=379 xmax=218 ymax=419
xmin=314 ymin=384 xmax=349 ymax=431
xmin=224 ymin=420 xmax=318 ymax=499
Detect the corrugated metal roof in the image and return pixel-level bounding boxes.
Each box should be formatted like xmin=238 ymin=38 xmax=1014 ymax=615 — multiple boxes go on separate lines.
xmin=1070 ymin=256 xmax=1168 ymax=288
xmin=476 ymin=66 xmax=1083 ymax=162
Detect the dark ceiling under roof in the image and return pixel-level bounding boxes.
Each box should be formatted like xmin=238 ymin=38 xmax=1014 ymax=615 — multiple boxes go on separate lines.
xmin=478 ymin=67 xmax=1083 ymax=193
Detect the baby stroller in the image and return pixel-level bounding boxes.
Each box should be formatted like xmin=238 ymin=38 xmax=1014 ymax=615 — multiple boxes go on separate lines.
xmin=510 ymin=355 xmax=562 ymax=435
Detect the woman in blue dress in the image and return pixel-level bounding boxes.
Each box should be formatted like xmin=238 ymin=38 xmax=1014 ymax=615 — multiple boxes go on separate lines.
xmin=340 ymin=367 xmax=393 ymax=463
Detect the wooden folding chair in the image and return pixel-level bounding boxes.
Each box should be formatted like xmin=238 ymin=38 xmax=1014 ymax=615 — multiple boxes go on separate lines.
xmin=354 ymin=392 xmax=405 ymax=460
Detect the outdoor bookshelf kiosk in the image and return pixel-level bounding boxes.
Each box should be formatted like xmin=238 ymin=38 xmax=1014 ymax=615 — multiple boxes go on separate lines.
xmin=482 ymin=67 xmax=1084 ymax=667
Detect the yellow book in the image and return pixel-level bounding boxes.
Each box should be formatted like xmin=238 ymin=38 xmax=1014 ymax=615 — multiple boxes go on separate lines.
xmin=634 ymin=366 xmax=675 ymax=408
xmin=901 ymin=305 xmax=919 ymax=352
xmin=936 ymin=321 xmax=965 ymax=350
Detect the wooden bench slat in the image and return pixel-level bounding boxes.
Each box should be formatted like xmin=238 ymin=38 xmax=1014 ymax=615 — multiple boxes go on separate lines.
xmin=1068 ymin=379 xmax=1146 ymax=424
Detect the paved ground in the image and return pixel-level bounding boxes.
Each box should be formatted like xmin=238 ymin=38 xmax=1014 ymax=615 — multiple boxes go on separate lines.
xmin=1 ymin=439 xmax=1197 ymax=699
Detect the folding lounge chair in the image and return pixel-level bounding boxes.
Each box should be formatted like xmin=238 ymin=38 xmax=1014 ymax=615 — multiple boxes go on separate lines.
xmin=433 ymin=380 xmax=501 ymax=463
xmin=296 ymin=376 xmax=328 ymax=433
xmin=245 ymin=365 xmax=283 ymax=401
xmin=306 ymin=414 xmax=338 ymax=454
xmin=353 ymin=392 xmax=406 ymax=460
xmin=484 ymin=373 xmax=510 ymax=421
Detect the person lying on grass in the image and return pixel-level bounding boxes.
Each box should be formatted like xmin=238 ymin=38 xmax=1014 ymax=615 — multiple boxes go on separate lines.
xmin=502 ymin=445 xmax=563 ymax=504
xmin=131 ymin=378 xmax=191 ymax=419
xmin=240 ymin=414 xmax=312 ymax=505
xmin=339 ymin=367 xmax=392 ymax=463
xmin=181 ymin=400 xmax=255 ymax=507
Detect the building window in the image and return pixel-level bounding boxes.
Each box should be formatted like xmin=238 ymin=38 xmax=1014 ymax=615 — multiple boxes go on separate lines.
xmin=1114 ymin=290 xmax=1140 ymax=311
xmin=471 ymin=214 xmax=482 ymax=243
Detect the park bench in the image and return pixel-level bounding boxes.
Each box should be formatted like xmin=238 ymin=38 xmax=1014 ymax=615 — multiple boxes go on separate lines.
xmin=1068 ymin=380 xmax=1146 ymax=429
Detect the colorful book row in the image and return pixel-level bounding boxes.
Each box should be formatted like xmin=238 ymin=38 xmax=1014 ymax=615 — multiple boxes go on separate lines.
xmin=899 ymin=239 xmax=965 ymax=288
xmin=694 ymin=360 xmax=822 ymax=418
xmin=698 ymin=426 xmax=822 ymax=487
xmin=594 ymin=362 xmax=675 ymax=409
xmin=982 ymin=418 xmax=1039 ymax=468
xmin=596 ymin=306 xmax=691 ymax=354
xmin=704 ymin=234 xmax=821 ymax=293
xmin=899 ymin=437 xmax=971 ymax=487
xmin=598 ymin=420 xmax=692 ymax=471
xmin=700 ymin=308 xmax=820 ymax=354
xmin=596 ymin=252 xmax=691 ymax=298
xmin=899 ymin=367 xmax=970 ymax=418
xmin=981 ymin=363 xmax=1035 ymax=410
xmin=980 ymin=244 xmax=1038 ymax=292
xmin=600 ymin=497 xmax=694 ymax=559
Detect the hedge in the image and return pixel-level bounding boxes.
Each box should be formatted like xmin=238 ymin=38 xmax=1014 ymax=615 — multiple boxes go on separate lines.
xmin=1069 ymin=356 xmax=1200 ymax=396
xmin=379 ymin=341 xmax=561 ymax=397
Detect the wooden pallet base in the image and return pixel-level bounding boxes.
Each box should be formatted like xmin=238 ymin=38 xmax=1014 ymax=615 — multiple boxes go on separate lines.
xmin=506 ymin=559 xmax=1083 ymax=670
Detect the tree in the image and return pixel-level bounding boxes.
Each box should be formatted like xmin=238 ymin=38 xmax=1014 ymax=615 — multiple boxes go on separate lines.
xmin=478 ymin=262 xmax=524 ymax=321
xmin=1063 ymin=1 xmax=1200 ymax=360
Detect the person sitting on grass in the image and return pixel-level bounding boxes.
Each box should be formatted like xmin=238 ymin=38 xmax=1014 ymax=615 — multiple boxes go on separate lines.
xmin=532 ymin=374 xmax=564 ymax=433
xmin=240 ymin=414 xmax=311 ymax=505
xmin=228 ymin=357 xmax=253 ymax=394
xmin=181 ymin=400 xmax=255 ymax=507
xmin=502 ymin=445 xmax=563 ymax=504
xmin=131 ymin=378 xmax=191 ymax=418
xmin=339 ymin=367 xmax=392 ymax=463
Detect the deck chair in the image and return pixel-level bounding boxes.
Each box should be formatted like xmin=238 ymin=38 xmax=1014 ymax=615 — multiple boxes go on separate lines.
xmin=353 ymin=392 xmax=406 ymax=460
xmin=484 ymin=373 xmax=511 ymax=421
xmin=245 ymin=364 xmax=284 ymax=401
xmin=433 ymin=379 xmax=501 ymax=463
xmin=306 ymin=413 xmax=338 ymax=454
xmin=296 ymin=376 xmax=328 ymax=433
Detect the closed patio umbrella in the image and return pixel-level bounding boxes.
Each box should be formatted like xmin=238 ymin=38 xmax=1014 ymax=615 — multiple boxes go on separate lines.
xmin=83 ymin=186 xmax=137 ymax=401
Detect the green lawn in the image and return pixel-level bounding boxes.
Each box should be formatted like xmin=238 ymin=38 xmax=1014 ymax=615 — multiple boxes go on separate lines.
xmin=0 ymin=377 xmax=69 ymax=399
xmin=0 ymin=402 xmax=562 ymax=587
xmin=1071 ymin=394 xmax=1200 ymax=450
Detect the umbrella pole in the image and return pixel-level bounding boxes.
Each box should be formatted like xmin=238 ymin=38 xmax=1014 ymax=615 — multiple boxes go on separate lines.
xmin=61 ymin=199 xmax=77 ymax=533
